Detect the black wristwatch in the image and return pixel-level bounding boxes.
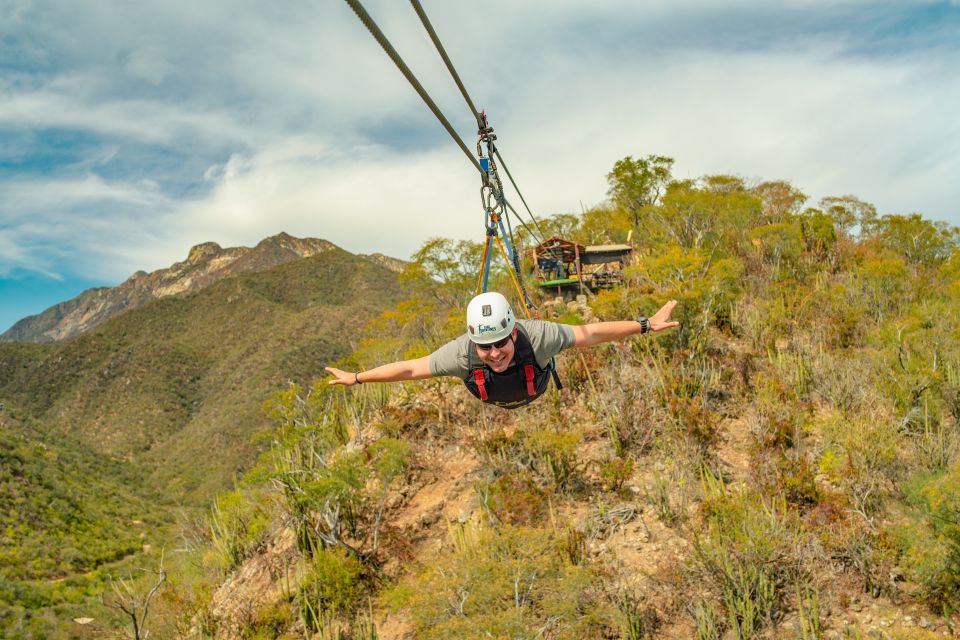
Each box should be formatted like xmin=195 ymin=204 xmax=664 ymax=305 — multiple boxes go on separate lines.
xmin=637 ymin=316 xmax=651 ymax=334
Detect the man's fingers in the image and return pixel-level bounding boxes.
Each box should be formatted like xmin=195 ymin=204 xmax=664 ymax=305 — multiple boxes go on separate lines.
xmin=325 ymin=367 xmax=349 ymax=385
xmin=653 ymin=300 xmax=679 ymax=323
xmin=652 ymin=320 xmax=680 ymax=332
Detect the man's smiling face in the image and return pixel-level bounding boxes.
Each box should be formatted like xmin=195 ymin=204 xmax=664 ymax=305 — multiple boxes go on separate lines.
xmin=475 ymin=328 xmax=518 ymax=373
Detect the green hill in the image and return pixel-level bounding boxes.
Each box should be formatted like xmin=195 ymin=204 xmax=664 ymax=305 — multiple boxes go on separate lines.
xmin=0 ymin=406 xmax=153 ymax=583
xmin=154 ymin=164 xmax=960 ymax=640
xmin=0 ymin=243 xmax=405 ymax=636
xmin=0 ymin=246 xmax=404 ymax=502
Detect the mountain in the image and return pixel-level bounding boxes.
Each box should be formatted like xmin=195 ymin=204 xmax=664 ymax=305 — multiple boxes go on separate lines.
xmin=0 ymin=243 xmax=406 ymax=501
xmin=0 ymin=237 xmax=407 ymax=636
xmin=358 ymin=252 xmax=407 ymax=273
xmin=1 ymin=233 xmax=403 ymax=343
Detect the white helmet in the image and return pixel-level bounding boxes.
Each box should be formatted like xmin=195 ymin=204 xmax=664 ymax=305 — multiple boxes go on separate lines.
xmin=466 ymin=292 xmax=516 ymax=344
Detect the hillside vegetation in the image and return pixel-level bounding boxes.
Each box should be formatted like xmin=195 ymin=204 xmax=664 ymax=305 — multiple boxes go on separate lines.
xmin=0 ymin=247 xmax=405 ymax=638
xmin=4 ymin=155 xmax=960 ymax=639
xmin=0 ymin=247 xmax=405 ymax=501
xmin=146 ymin=156 xmax=960 ymax=640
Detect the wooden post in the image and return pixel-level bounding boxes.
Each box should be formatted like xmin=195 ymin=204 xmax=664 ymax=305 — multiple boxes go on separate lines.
xmin=574 ymin=244 xmax=583 ymax=294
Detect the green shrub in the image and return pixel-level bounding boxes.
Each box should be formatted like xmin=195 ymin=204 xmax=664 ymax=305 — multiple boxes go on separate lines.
xmin=299 ymin=547 xmax=365 ymax=624
xmin=651 ymin=350 xmax=722 ymax=455
xmin=588 ymin=287 xmax=643 ymax=322
xmin=584 ymin=353 xmax=660 ymax=456
xmin=691 ymin=597 xmax=723 ymax=640
xmin=248 ymin=600 xmax=295 ymax=639
xmin=266 ymin=385 xmax=410 ymax=558
xmin=815 ymin=408 xmax=901 ymax=516
xmin=800 ymin=210 xmax=838 ymax=256
xmin=795 ymin=582 xmax=823 ymax=640
xmin=898 ymin=465 xmax=960 ymax=612
xmin=646 ymin=469 xmax=687 ymax=526
xmin=477 ymin=426 xmax=584 ymax=491
xmin=752 ymin=452 xmax=821 ymax=509
xmin=475 ymin=471 xmax=549 ymax=526
xmin=523 ymin=427 xmax=583 ymax=489
xmin=553 ymin=310 xmax=586 ymax=326
xmin=385 ymin=525 xmax=614 ymax=639
xmin=749 ymin=222 xmax=805 ymax=273
xmin=859 ymin=254 xmax=910 ymax=323
xmin=209 ymin=489 xmax=272 ymax=570
xmin=693 ymin=474 xmax=801 ymax=639
xmin=612 ymin=590 xmax=661 ymax=639
xmin=600 ymin=456 xmax=635 ymax=493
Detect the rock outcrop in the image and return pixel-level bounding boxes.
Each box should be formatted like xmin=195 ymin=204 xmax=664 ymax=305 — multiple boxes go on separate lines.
xmin=1 ymin=233 xmax=402 ymax=343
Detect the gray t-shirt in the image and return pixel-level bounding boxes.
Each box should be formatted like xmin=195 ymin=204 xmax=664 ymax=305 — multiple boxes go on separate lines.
xmin=429 ymin=319 xmax=576 ymax=379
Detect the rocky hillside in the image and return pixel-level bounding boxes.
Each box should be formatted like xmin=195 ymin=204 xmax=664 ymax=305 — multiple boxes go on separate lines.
xmin=1 ymin=233 xmax=403 ymax=343
xmin=0 ymin=245 xmax=406 ymax=501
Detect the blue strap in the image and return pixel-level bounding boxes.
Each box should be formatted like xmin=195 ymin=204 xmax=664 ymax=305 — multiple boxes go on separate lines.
xmin=481 ymin=240 xmax=493 ymax=292
xmin=497 ymin=218 xmax=516 ymax=266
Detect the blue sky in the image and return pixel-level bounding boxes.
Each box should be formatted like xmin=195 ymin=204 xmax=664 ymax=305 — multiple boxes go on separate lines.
xmin=1 ymin=0 xmax=959 ymax=333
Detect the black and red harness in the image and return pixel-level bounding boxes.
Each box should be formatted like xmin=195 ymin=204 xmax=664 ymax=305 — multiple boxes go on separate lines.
xmin=463 ymin=325 xmax=562 ymax=409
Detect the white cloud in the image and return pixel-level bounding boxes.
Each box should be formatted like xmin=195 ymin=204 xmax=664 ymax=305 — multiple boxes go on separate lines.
xmin=122 ymin=46 xmax=176 ymax=86
xmin=0 ymin=78 xmax=253 ymax=147
xmin=1 ymin=0 xmax=958 ymax=288
xmin=1 ymin=174 xmax=168 ymax=212
xmin=0 ymin=231 xmax=60 ymax=279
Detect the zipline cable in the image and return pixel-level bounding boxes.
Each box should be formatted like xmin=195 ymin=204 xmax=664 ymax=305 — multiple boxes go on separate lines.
xmin=342 ymin=0 xmax=482 ymax=175
xmin=495 ymin=151 xmax=551 ymax=244
xmin=408 ymin=0 xmax=483 ymax=128
xmin=344 ymin=0 xmax=551 ymax=311
xmin=408 ymin=0 xmax=548 ymax=246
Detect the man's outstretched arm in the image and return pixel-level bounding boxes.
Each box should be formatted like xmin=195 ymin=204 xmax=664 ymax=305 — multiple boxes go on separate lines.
xmin=571 ymin=300 xmax=679 ymax=348
xmin=326 ymin=356 xmax=433 ymax=386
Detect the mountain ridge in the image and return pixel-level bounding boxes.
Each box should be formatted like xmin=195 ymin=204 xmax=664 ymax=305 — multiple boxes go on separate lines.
xmin=0 ymin=244 xmax=407 ymax=501
xmin=1 ymin=232 xmax=405 ymax=343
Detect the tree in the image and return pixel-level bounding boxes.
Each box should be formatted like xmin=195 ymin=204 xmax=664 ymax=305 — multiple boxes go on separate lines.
xmin=541 ymin=213 xmax=582 ymax=240
xmin=650 ymin=177 xmax=763 ymax=253
xmin=580 ymin=205 xmax=631 ymax=244
xmin=751 ymin=180 xmax=807 ymax=224
xmin=798 ymin=208 xmax=838 ymax=257
xmin=103 ymin=553 xmax=167 ymax=640
xmin=400 ymin=237 xmax=500 ymax=314
xmin=606 ymin=155 xmax=674 ymax=225
xmin=866 ymin=213 xmax=959 ymax=265
xmin=410 ymin=238 xmax=488 ymax=291
xmin=819 ymin=195 xmax=877 ymax=234
xmin=703 ymin=174 xmax=747 ymax=195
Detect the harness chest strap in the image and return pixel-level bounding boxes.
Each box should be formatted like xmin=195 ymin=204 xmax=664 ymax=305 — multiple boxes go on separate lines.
xmin=524 ymin=363 xmax=536 ymax=396
xmin=473 ymin=368 xmax=488 ymax=401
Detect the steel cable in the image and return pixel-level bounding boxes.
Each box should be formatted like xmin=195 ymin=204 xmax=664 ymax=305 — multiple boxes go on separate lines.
xmin=342 ymin=0 xmax=482 ymax=175
xmin=408 ymin=0 xmax=548 ymax=246
xmin=408 ymin=0 xmax=483 ymax=128
xmin=495 ymin=150 xmax=550 ymax=244
xmin=346 ymin=0 xmax=555 ymax=283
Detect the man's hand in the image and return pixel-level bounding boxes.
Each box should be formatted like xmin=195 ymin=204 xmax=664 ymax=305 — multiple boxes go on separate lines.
xmin=325 ymin=367 xmax=357 ymax=386
xmin=650 ymin=300 xmax=680 ymax=332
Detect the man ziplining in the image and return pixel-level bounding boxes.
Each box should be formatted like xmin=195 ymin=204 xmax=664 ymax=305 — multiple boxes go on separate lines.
xmin=326 ymin=291 xmax=680 ymax=409
xmin=331 ymin=4 xmax=681 ymax=408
